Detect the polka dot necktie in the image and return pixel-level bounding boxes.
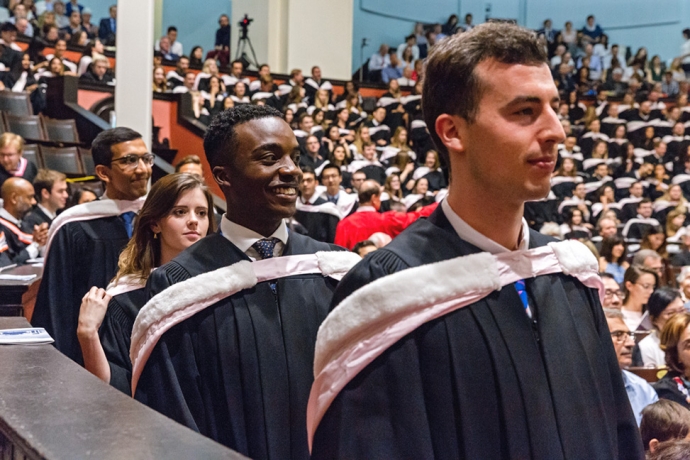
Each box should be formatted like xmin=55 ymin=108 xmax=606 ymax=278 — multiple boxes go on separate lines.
xmin=252 ymin=237 xmax=281 ymax=292
xmin=252 ymin=237 xmax=280 ymax=260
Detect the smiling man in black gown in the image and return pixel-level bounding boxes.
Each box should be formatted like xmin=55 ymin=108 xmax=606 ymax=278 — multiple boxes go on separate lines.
xmin=32 ymin=128 xmax=151 ymax=364
xmin=134 ymin=105 xmax=350 ymax=460
xmin=309 ymin=23 xmax=644 ymax=459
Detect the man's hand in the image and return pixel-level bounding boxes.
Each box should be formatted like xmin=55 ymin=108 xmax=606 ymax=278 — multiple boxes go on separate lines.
xmin=32 ymin=223 xmax=48 ymax=247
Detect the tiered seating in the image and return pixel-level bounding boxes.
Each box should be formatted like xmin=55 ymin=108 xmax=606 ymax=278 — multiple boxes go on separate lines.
xmin=0 ymin=91 xmax=91 ymax=177
xmin=40 ymin=146 xmax=86 ymax=176
xmin=0 ymin=91 xmax=32 ymax=116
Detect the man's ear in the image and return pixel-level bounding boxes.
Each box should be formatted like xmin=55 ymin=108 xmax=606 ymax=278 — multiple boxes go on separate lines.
xmin=649 ymin=438 xmax=659 ymax=453
xmin=94 ymin=164 xmax=111 ymax=183
xmin=40 ymin=188 xmax=50 ymax=202
xmin=213 ymin=166 xmax=231 ymax=188
xmin=435 ymin=114 xmax=466 ymax=154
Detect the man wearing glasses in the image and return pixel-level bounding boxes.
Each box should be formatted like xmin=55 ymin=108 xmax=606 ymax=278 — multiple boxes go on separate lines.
xmin=604 ymin=308 xmax=658 ymax=425
xmin=32 ymin=128 xmax=152 ymax=365
xmin=602 ymin=272 xmax=623 ymax=308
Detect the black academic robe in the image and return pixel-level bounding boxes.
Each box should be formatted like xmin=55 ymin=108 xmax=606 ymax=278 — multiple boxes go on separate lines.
xmin=312 ymin=207 xmax=644 ymax=460
xmin=32 ymin=216 xmax=130 ymax=364
xmin=99 ymin=287 xmax=147 ymax=395
xmin=0 ymin=160 xmax=38 ymax=187
xmin=23 ymin=207 xmax=53 ymax=229
xmin=135 ymin=232 xmax=342 ymax=460
xmin=0 ymin=217 xmax=34 ymax=264
xmin=653 ymin=373 xmax=690 ymax=409
xmin=294 ymin=200 xmax=340 ymax=244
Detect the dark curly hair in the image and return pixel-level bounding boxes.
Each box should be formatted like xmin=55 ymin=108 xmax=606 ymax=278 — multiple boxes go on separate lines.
xmin=203 ymin=104 xmax=283 ymax=169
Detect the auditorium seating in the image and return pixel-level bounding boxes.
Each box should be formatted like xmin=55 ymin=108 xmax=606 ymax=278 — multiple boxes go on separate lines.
xmin=40 ymin=146 xmax=85 ymax=176
xmin=4 ymin=113 xmax=47 ymax=142
xmin=0 ymin=91 xmax=32 ymax=116
xmin=21 ymin=143 xmax=41 ymax=168
xmin=43 ymin=118 xmax=80 ymax=143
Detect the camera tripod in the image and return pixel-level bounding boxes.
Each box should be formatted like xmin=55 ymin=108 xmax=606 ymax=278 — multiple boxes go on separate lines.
xmin=235 ymin=28 xmax=259 ymax=70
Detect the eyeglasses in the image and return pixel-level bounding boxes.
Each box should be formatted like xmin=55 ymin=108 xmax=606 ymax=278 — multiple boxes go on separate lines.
xmin=604 ymin=289 xmax=622 ymax=299
xmin=610 ymin=330 xmax=638 ymax=342
xmin=111 ymin=153 xmax=156 ymax=169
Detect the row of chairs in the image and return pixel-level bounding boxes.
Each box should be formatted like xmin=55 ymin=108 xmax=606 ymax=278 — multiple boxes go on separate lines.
xmin=0 ymin=90 xmax=34 ymax=117
xmin=0 ymin=113 xmax=80 ymax=144
xmin=0 ymin=91 xmax=93 ymax=177
xmin=23 ymin=144 xmax=94 ymax=176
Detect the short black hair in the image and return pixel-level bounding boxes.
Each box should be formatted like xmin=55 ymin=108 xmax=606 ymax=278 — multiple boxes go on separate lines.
xmin=320 ymin=163 xmax=341 ymax=179
xmin=167 ymin=26 xmax=177 ymax=33
xmin=91 ymin=127 xmax=142 ymax=167
xmin=203 ymin=104 xmax=283 ymax=169
xmin=1 ymin=22 xmax=17 ymax=33
xmin=301 ymin=166 xmax=316 ymax=178
xmin=647 ymin=287 xmax=682 ymax=320
xmin=353 ymin=240 xmax=376 ymax=255
xmin=599 ymin=272 xmax=616 ymax=282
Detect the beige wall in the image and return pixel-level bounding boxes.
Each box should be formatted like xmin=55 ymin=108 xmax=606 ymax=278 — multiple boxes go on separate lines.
xmin=232 ymin=0 xmax=353 ymax=79
xmin=286 ymin=0 xmax=354 ymax=80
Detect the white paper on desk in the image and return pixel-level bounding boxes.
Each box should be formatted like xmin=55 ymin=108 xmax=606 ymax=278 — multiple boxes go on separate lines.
xmin=0 ymin=328 xmax=54 ymax=344
xmin=0 ymin=274 xmax=37 ymax=281
xmin=26 ymin=258 xmax=44 ymax=264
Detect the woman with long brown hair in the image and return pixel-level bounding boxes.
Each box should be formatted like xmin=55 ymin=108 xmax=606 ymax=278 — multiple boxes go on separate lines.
xmin=77 ymin=173 xmax=215 ymax=394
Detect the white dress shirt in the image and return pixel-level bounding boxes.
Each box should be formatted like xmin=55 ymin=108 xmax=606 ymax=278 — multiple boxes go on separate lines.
xmin=441 ymin=199 xmax=532 ymax=316
xmin=220 ymin=215 xmax=288 ymax=261
xmin=441 ymin=199 xmax=530 ymax=253
xmin=37 ymin=204 xmax=56 ymax=220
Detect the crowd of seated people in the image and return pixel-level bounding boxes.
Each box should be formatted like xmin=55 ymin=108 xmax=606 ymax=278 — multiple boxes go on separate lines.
xmin=4 ymin=7 xmax=690 ymax=453
xmin=0 ymin=131 xmax=98 ymax=266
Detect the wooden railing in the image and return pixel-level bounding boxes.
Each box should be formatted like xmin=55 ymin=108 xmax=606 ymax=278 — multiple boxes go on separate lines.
xmin=0 ymin=317 xmax=246 ymax=460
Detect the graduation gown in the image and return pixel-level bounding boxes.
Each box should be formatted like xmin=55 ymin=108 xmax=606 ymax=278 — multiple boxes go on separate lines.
xmin=0 ymin=158 xmax=38 ymax=187
xmin=0 ymin=215 xmax=34 ymax=264
xmin=23 ymin=206 xmax=53 ymax=229
xmin=31 ymin=216 xmax=130 ymax=364
xmin=135 ymin=232 xmax=341 ymax=460
xmin=100 ymin=287 xmax=147 ymax=395
xmin=312 ymin=207 xmax=643 ymax=460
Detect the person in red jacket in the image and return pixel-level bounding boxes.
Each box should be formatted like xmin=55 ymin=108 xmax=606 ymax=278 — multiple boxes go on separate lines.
xmin=334 ymin=179 xmax=437 ymax=249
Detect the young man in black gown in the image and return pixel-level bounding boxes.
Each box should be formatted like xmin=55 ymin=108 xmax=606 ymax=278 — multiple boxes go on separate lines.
xmin=310 ymin=22 xmax=644 ymax=459
xmin=32 ymin=128 xmax=152 ymax=364
xmin=135 ymin=105 xmax=348 ymax=460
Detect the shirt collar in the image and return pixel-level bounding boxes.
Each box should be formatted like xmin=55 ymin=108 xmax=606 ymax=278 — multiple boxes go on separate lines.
xmin=37 ymin=204 xmax=56 ymax=220
xmin=300 ymin=193 xmax=320 ymax=205
xmin=220 ymin=215 xmax=289 ymax=254
xmin=355 ymin=206 xmax=377 ymax=213
xmin=441 ymin=198 xmax=530 ymax=254
xmin=0 ymin=207 xmax=20 ymax=225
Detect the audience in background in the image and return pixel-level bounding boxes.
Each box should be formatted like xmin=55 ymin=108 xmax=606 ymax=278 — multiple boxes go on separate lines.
xmin=604 ymin=308 xmax=658 ymax=425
